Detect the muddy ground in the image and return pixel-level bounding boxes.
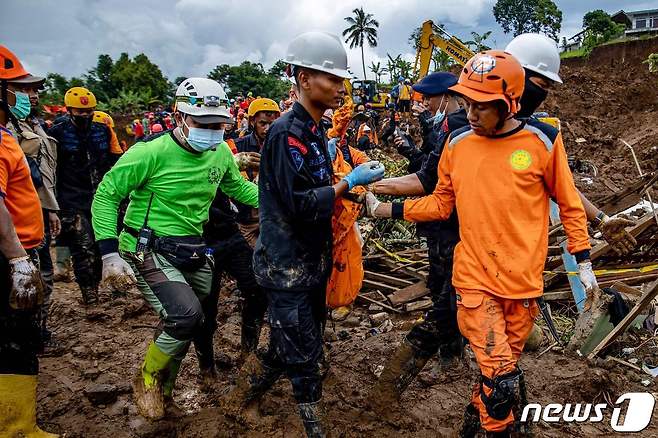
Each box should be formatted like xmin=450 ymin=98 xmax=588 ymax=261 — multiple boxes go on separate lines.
xmin=37 ymin=38 xmax=658 ymax=437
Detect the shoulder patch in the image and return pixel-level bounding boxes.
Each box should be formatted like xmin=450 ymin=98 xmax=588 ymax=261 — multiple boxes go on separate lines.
xmin=288 ymin=136 xmax=307 ymax=155
xmin=289 ymin=147 xmax=305 ymax=171
xmin=448 ymin=126 xmax=473 ymax=150
xmin=524 ymin=119 xmax=558 ymax=152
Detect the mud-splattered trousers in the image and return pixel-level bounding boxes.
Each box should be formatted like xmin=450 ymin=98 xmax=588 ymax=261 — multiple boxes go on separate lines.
xmin=258 ymin=286 xmax=326 ymax=404
xmin=456 ymin=289 xmax=539 ymax=432
xmin=0 ymin=249 xmax=42 ymax=375
xmin=57 ymin=209 xmax=101 ymax=296
xmin=123 ymin=250 xmax=213 ymax=394
xmin=37 ymin=210 xmax=54 ymax=336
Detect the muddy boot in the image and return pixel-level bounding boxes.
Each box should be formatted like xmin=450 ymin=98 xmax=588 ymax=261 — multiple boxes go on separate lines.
xmin=240 ymin=323 xmax=262 ymax=358
xmin=132 ymin=342 xmax=172 ymax=420
xmin=298 ymin=401 xmax=326 ymax=438
xmin=0 ymin=374 xmax=59 ymax=437
xmin=368 ymin=340 xmax=431 ymax=416
xmin=219 ymin=353 xmax=281 ymax=419
xmin=80 ymin=286 xmax=99 ymax=305
xmin=163 ymin=396 xmax=186 ymax=418
xmin=197 ymin=365 xmax=218 ymax=393
xmin=459 ymin=403 xmax=481 ymax=438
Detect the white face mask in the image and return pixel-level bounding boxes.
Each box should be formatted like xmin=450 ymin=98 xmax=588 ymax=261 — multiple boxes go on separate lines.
xmin=180 ymin=116 xmax=224 ymax=152
xmin=428 ymin=96 xmax=449 ymax=126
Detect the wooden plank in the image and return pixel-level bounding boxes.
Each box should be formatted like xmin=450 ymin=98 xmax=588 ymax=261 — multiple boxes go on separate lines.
xmin=611 ymin=281 xmax=643 ymax=297
xmin=388 ymin=281 xmax=429 ymax=306
xmin=364 ymin=270 xmax=414 ymax=288
xmin=380 ymin=258 xmax=427 ymax=281
xmin=587 ymin=278 xmax=658 ymax=359
xmin=405 ymin=299 xmax=432 ymax=312
xmin=362 ymin=279 xmax=398 ymax=294
xmin=356 ymin=294 xmax=401 ymax=313
xmin=545 ymin=273 xmax=658 ymax=298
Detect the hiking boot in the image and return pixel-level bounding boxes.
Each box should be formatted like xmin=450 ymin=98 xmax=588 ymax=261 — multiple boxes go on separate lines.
xmin=197 ymin=365 xmax=218 ymax=393
xmin=80 ymin=286 xmax=99 ymax=305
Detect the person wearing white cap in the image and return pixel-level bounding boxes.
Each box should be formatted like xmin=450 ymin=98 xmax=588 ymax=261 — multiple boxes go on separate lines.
xmin=90 ymin=77 xmax=259 ymax=419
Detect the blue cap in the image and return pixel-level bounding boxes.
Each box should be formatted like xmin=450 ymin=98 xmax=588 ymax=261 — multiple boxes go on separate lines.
xmin=398 ymin=76 xmax=404 ymax=82
xmin=412 ymin=72 xmax=458 ymax=96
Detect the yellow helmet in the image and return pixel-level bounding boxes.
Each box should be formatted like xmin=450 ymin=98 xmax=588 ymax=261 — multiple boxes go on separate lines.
xmin=247 ymin=98 xmax=280 ymax=118
xmin=64 ymin=86 xmax=97 ymax=109
xmin=93 ymin=110 xmax=114 ymax=127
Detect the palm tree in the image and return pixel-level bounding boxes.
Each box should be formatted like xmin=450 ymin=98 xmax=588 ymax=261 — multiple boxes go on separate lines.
xmin=432 ymin=51 xmax=454 ymax=72
xmin=343 ymin=7 xmax=379 ymax=80
xmin=465 ymin=31 xmax=493 ymax=52
xmin=369 ymin=61 xmax=385 ymax=83
xmin=397 ymin=59 xmax=413 ymax=80
xmin=386 ymin=53 xmax=401 ymax=83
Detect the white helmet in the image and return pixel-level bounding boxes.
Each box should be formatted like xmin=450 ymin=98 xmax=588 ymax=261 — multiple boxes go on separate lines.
xmin=175 ymin=77 xmax=231 ymax=123
xmin=285 ymin=31 xmax=351 ymax=79
xmin=505 ymin=33 xmax=562 ymax=84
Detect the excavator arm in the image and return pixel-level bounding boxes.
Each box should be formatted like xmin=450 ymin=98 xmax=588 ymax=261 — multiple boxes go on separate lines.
xmin=413 ymin=20 xmax=475 ymax=80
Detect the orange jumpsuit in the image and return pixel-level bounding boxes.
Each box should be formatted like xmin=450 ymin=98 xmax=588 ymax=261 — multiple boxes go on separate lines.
xmin=326 ymin=146 xmax=369 ymax=308
xmin=399 ymin=119 xmax=590 ymax=431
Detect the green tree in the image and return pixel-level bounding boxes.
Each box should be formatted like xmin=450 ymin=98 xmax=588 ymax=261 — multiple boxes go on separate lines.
xmin=493 ymin=0 xmax=563 ymax=41
xmin=342 ymin=7 xmax=379 ymax=80
xmin=369 ymin=61 xmax=385 ymax=83
xmin=465 ymin=31 xmax=493 ymax=52
xmin=581 ymin=10 xmax=625 ymax=54
xmin=268 ymin=60 xmax=288 ymax=78
xmin=432 ymin=51 xmax=454 ymax=72
xmin=208 ymin=61 xmax=289 ymax=99
xmin=386 ymin=53 xmax=401 ymax=83
xmin=397 ymin=59 xmax=413 ymax=80
xmin=561 ymin=37 xmax=568 ymax=51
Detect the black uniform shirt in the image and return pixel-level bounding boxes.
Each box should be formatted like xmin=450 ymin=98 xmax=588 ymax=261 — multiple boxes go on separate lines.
xmin=253 ymin=102 xmax=335 ymax=290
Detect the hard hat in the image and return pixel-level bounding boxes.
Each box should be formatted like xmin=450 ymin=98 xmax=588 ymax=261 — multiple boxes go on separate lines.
xmin=450 ymin=50 xmax=525 ymax=114
xmin=398 ymin=76 xmax=404 ymax=82
xmin=247 ymin=98 xmax=280 ymax=118
xmin=151 ymin=123 xmax=163 ymax=133
xmin=93 ymin=110 xmax=114 ymax=127
xmin=247 ymin=91 xmax=253 ymax=97
xmin=0 ymin=45 xmax=29 ymax=80
xmin=404 ymin=79 xmax=411 ymax=84
xmin=505 ymin=33 xmax=562 ymax=84
xmin=362 ymin=124 xmax=371 ymax=131
xmin=64 ymin=87 xmax=97 ymax=109
xmin=175 ymin=77 xmax=231 ymax=123
xmin=413 ymin=72 xmax=457 ymax=96
xmin=285 ymin=31 xmax=350 ymax=79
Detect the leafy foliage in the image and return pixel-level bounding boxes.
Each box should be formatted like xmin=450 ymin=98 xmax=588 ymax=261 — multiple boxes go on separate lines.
xmin=581 ymin=10 xmax=626 ymax=55
xmin=465 ymin=31 xmax=493 ymax=52
xmin=343 ymin=7 xmax=379 ymax=80
xmin=208 ymin=61 xmax=290 ymax=99
xmin=493 ymin=0 xmax=563 ymax=41
xmin=369 ymin=61 xmax=386 ymax=83
xmin=644 ymin=53 xmax=658 ymax=73
xmin=408 ymin=22 xmax=444 ymax=50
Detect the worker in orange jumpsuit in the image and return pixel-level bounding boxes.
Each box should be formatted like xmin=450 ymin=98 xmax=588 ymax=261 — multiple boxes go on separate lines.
xmin=364 ymin=51 xmax=599 ymax=436
xmin=325 ymin=97 xmax=369 ymax=312
xmin=93 ymin=111 xmax=126 ymax=153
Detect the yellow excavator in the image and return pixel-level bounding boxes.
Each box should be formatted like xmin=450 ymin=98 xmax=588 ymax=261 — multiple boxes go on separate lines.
xmin=343 ymin=79 xmax=390 ymax=110
xmin=413 ymin=20 xmax=475 ymax=80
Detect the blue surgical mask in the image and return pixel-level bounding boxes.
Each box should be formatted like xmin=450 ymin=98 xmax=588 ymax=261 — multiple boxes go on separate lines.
xmin=9 ymin=91 xmax=31 ymax=120
xmin=182 ymin=118 xmax=224 ymax=152
xmin=429 ymin=96 xmax=449 ymax=127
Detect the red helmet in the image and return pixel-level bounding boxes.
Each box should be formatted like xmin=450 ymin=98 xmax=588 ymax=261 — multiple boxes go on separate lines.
xmin=151 ymin=123 xmax=163 ymax=133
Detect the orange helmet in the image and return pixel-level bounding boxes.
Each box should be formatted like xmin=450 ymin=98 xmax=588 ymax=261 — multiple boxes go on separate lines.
xmin=0 ymin=45 xmax=29 ymax=80
xmin=449 ymin=50 xmax=525 ymax=114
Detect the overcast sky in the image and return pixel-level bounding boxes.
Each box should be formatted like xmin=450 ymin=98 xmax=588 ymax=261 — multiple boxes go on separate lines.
xmin=3 ymin=0 xmax=656 ymax=83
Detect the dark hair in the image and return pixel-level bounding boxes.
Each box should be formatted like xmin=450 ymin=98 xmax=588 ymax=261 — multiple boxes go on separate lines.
xmin=494 ymin=100 xmax=510 ymax=130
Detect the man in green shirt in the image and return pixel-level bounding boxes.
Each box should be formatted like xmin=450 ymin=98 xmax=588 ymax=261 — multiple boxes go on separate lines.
xmin=91 ymin=77 xmax=258 ymax=420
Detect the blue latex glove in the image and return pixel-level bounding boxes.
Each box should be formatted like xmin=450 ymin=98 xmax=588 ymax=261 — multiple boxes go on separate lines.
xmin=342 ymin=161 xmax=385 ymax=189
xmin=327 ymin=138 xmax=338 ymax=162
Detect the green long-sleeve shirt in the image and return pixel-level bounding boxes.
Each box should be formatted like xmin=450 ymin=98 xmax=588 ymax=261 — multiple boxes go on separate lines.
xmin=91 ymin=132 xmax=258 ymax=254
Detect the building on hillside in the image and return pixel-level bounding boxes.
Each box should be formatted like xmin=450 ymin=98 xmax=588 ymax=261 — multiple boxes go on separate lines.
xmin=612 ymin=9 xmax=658 ymax=36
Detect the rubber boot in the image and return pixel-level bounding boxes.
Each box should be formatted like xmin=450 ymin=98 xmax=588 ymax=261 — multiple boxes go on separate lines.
xmin=0 ymin=374 xmax=59 ymax=437
xmin=368 ymin=340 xmax=431 ymax=416
xmin=459 ymin=403 xmax=481 ymax=438
xmin=219 ymin=353 xmax=282 ymax=418
xmin=298 ymin=401 xmax=326 ymax=438
xmin=80 ymin=286 xmax=99 ymax=305
xmin=132 ymin=342 xmax=171 ymax=420
xmin=53 ymin=247 xmax=72 ymax=282
xmin=240 ymin=322 xmax=262 ymax=356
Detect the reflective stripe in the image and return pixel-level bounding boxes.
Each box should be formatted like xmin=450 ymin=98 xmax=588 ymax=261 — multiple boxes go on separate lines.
xmin=524 ymin=125 xmax=553 ymax=152
xmin=448 ymin=129 xmax=473 ymax=150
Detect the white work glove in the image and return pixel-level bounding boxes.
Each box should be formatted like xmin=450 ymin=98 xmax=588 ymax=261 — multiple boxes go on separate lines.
xmin=101 ymin=252 xmax=137 ymax=292
xmin=8 ymin=256 xmax=44 ymax=310
xmin=363 ymin=192 xmax=381 ymax=218
xmin=235 ymin=152 xmax=261 ymax=171
xmin=578 ymin=261 xmax=599 ymax=293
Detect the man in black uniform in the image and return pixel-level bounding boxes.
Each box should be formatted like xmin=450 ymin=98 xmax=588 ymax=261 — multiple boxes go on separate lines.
xmin=368 ymin=72 xmax=467 ymax=414
xmin=221 ymin=31 xmax=384 ymax=437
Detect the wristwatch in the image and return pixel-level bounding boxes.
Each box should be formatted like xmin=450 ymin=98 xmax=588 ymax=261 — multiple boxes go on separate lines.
xmin=591 ymin=210 xmax=607 ymax=229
